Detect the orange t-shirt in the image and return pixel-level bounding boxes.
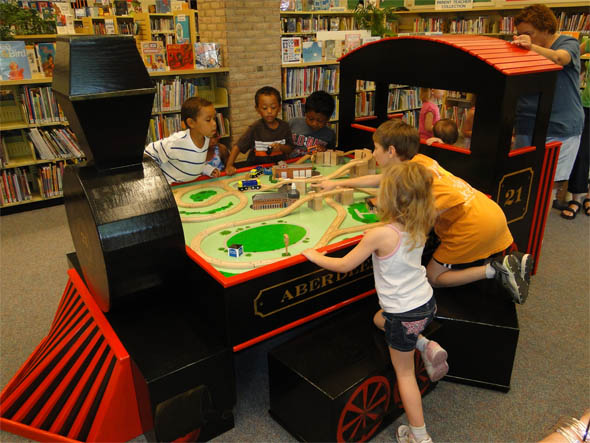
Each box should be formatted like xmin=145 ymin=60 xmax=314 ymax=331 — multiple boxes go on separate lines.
xmin=411 ymin=154 xmax=513 ymax=264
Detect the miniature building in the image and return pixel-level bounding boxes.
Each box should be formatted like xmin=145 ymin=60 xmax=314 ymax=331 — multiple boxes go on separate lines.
xmin=228 ymin=244 xmax=244 ymax=257
xmin=251 ymin=188 xmax=299 ymax=210
xmin=272 ymin=163 xmax=313 ymax=180
xmin=308 ymin=195 xmax=323 ymax=211
xmin=314 ymin=150 xmax=339 ymax=166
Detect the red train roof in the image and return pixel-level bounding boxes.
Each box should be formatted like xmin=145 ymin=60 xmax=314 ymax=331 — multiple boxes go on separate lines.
xmin=340 ymin=35 xmax=562 ymax=76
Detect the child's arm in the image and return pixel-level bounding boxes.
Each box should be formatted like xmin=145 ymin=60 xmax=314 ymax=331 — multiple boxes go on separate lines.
xmin=303 ymin=227 xmax=392 ymax=273
xmin=426 ymin=136 xmax=443 ymax=146
xmin=313 ymin=173 xmax=382 ymax=191
xmin=270 ymin=142 xmax=292 ymax=156
xmin=424 ymin=111 xmax=435 ymax=134
xmin=225 ymin=144 xmax=242 ymax=176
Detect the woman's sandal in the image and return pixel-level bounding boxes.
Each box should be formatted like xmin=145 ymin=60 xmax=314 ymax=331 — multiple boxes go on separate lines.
xmin=560 ymin=200 xmax=582 ymax=220
xmin=583 ymin=198 xmax=590 ymax=216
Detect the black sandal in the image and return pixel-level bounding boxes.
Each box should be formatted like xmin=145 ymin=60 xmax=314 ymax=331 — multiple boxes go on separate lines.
xmin=560 ymin=200 xmax=582 ymax=220
xmin=583 ymin=198 xmax=590 ymax=216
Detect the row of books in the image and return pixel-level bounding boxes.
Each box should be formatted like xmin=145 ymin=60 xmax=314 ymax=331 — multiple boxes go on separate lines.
xmin=282 ymin=96 xmax=339 ymax=121
xmin=557 ymin=12 xmax=590 ymax=32
xmin=0 ymin=41 xmax=55 ymax=81
xmin=140 ymin=41 xmax=222 ymax=72
xmin=281 ymin=36 xmax=364 ymax=64
xmin=447 ymin=17 xmax=499 ymax=35
xmin=355 ymin=91 xmax=375 ymax=118
xmin=280 ymin=0 xmax=348 ymax=11
xmin=1 ymin=168 xmax=33 ymax=205
xmin=152 ymin=76 xmax=199 ymax=112
xmin=387 ymin=87 xmax=421 ymax=113
xmin=21 ymin=86 xmax=66 ymax=124
xmin=412 ymin=18 xmax=444 ymax=33
xmin=146 ymin=112 xmax=228 ymax=144
xmin=282 ymin=66 xmax=339 ymax=98
xmin=281 ymin=16 xmax=355 ymax=33
xmin=28 ymin=127 xmax=84 ymax=161
xmin=38 ymin=162 xmax=65 ymax=198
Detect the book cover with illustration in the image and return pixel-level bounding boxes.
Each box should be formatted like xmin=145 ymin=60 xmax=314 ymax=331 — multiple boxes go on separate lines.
xmin=36 ymin=42 xmax=56 ymax=77
xmin=281 ymin=37 xmax=302 ymax=64
xmin=302 ymin=41 xmax=323 ymax=63
xmin=155 ymin=0 xmax=171 ymax=12
xmin=0 ymin=41 xmax=32 ymax=81
xmin=166 ymin=43 xmax=193 ymax=70
xmin=194 ymin=43 xmax=221 ymax=69
xmin=140 ymin=41 xmax=167 ymax=72
xmin=174 ymin=14 xmax=191 ymax=44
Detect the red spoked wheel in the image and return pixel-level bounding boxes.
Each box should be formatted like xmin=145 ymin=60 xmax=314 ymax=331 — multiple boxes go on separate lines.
xmin=336 ymin=375 xmax=391 ymax=442
xmin=393 ymin=351 xmax=431 ymax=409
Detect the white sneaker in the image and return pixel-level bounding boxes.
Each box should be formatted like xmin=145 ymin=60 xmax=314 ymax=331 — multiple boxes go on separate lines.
xmin=396 ymin=425 xmax=434 ymax=443
xmin=421 ymin=340 xmax=449 ymax=382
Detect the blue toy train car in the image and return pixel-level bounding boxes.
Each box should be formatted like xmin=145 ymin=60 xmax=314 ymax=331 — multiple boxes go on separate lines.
xmin=238 ymin=179 xmax=261 ymax=191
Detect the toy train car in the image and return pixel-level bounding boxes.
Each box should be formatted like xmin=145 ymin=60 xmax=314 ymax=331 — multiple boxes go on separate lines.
xmin=249 ymin=166 xmax=264 ymax=178
xmin=238 ymin=179 xmax=261 ymax=191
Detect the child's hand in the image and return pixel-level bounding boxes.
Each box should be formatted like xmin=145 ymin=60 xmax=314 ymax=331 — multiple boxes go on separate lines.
xmin=311 ymin=180 xmax=337 ymax=191
xmin=512 ymin=34 xmax=531 ymax=50
xmin=302 ymin=248 xmax=326 ymax=262
xmin=270 ymin=143 xmax=283 ymax=154
xmin=226 ymin=165 xmax=237 ymax=176
xmin=426 ymin=137 xmax=443 ymax=146
xmin=314 ymin=145 xmax=327 ymax=152
xmin=210 ymin=168 xmax=220 ymax=178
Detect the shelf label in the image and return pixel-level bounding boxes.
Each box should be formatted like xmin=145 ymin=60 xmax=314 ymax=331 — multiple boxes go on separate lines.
xmin=435 ymin=0 xmax=473 ymax=10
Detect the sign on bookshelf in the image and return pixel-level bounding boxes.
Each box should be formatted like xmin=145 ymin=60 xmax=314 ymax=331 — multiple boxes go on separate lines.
xmin=435 ymin=0 xmax=473 ymax=10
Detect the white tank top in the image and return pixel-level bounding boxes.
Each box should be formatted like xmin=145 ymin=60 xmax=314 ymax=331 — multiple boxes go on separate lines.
xmin=372 ymin=224 xmax=433 ymax=313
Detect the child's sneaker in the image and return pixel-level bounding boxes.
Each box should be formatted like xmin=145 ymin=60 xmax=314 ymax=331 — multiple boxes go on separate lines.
xmin=396 ymin=425 xmax=433 ymax=443
xmin=491 ymin=254 xmax=529 ymax=304
xmin=421 ymin=340 xmax=449 ymax=382
xmin=510 ymin=251 xmax=533 ymax=284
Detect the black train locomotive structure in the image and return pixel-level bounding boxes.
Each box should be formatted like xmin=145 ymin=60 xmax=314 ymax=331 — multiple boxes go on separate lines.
xmin=0 ymin=35 xmax=561 ymax=442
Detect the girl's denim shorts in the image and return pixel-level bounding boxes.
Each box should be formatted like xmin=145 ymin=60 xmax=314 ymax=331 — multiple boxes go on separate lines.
xmin=382 ymin=297 xmax=436 ymax=352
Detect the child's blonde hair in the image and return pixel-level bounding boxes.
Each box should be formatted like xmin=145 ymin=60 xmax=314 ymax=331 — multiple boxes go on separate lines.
xmin=419 ymin=87 xmax=432 ymax=103
xmin=378 ymin=162 xmax=436 ymax=250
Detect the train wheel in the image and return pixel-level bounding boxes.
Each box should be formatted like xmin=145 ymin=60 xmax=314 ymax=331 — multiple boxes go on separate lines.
xmin=254 ymin=185 xmax=261 ymax=190
xmin=336 ymin=375 xmax=391 ymax=442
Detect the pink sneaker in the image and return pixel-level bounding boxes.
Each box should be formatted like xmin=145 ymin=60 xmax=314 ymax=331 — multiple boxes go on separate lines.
xmin=421 ymin=340 xmax=448 ymax=382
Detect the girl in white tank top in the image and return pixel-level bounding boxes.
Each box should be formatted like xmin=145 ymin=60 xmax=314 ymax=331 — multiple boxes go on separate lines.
xmin=303 ymin=160 xmax=447 ymax=443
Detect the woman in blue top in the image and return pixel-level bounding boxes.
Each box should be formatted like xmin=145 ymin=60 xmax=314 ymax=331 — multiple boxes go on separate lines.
xmin=512 ymin=4 xmax=584 ymax=207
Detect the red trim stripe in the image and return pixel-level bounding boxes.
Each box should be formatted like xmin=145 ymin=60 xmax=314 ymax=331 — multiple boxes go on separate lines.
xmin=351 ymin=123 xmax=377 ymax=133
xmin=233 ymin=289 xmax=376 ymax=352
xmin=421 ymin=139 xmax=471 ymax=155
xmin=508 ymin=145 xmax=536 ymax=157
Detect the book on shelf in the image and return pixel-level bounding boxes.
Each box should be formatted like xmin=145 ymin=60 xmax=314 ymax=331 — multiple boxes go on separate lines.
xmin=113 ymin=0 xmax=129 ymax=15
xmin=174 ymin=14 xmax=191 ymax=44
xmin=343 ymin=33 xmax=361 ymax=55
xmin=104 ymin=18 xmax=116 ymax=34
xmin=53 ymin=0 xmax=76 ymax=34
xmin=0 ymin=41 xmax=32 ymax=81
xmin=171 ymin=0 xmax=189 ymax=10
xmin=281 ymin=37 xmax=302 ymax=64
xmin=140 ymin=41 xmax=167 ymax=72
xmin=167 ymin=43 xmax=193 ymax=70
xmin=302 ymin=41 xmax=323 ymax=63
xmin=25 ymin=45 xmax=42 ymax=77
xmin=36 ymin=43 xmax=56 ymax=77
xmin=194 ymin=43 xmax=222 ymax=69
xmin=155 ymin=0 xmax=171 ymax=13
xmin=1 ymin=168 xmax=33 ymax=205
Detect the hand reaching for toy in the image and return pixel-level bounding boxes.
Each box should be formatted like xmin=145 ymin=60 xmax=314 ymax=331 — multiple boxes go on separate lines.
xmin=210 ymin=168 xmax=221 ymax=178
xmin=311 ymin=180 xmax=338 ymax=191
xmin=226 ymin=165 xmax=237 ymax=176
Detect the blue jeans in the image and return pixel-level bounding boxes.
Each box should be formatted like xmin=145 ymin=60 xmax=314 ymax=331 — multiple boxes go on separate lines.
xmin=382 ymin=297 xmax=436 ymax=352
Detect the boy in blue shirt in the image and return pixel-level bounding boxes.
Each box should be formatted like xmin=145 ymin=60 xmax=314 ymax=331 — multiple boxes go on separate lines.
xmin=289 ymin=90 xmax=336 ymax=158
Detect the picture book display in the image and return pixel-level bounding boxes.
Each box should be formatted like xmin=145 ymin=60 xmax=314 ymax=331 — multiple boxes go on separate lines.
xmin=281 ymin=37 xmax=302 ymax=64
xmin=194 ymin=43 xmax=222 ymax=69
xmin=36 ymin=43 xmax=56 ymax=77
xmin=0 ymin=41 xmax=31 ymax=81
xmin=174 ymin=14 xmax=191 ymax=44
xmin=302 ymin=41 xmax=323 ymax=63
xmin=167 ymin=43 xmax=193 ymax=70
xmin=140 ymin=41 xmax=167 ymax=72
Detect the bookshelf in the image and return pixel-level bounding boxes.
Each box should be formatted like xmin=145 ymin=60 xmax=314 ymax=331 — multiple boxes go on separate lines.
xmin=147 ymin=69 xmax=231 ymax=144
xmin=0 ymin=78 xmax=85 ymax=213
xmin=393 ymin=2 xmax=589 ymax=36
xmin=279 ymin=8 xmax=358 ymax=141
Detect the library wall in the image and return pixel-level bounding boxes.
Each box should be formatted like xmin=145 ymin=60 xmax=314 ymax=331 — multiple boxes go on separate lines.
xmin=224 ymin=0 xmax=283 ymax=147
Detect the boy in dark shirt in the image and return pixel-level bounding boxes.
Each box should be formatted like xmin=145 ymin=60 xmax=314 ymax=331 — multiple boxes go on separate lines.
xmin=289 ymin=90 xmax=336 ymax=158
xmin=225 ymin=86 xmax=293 ymax=175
